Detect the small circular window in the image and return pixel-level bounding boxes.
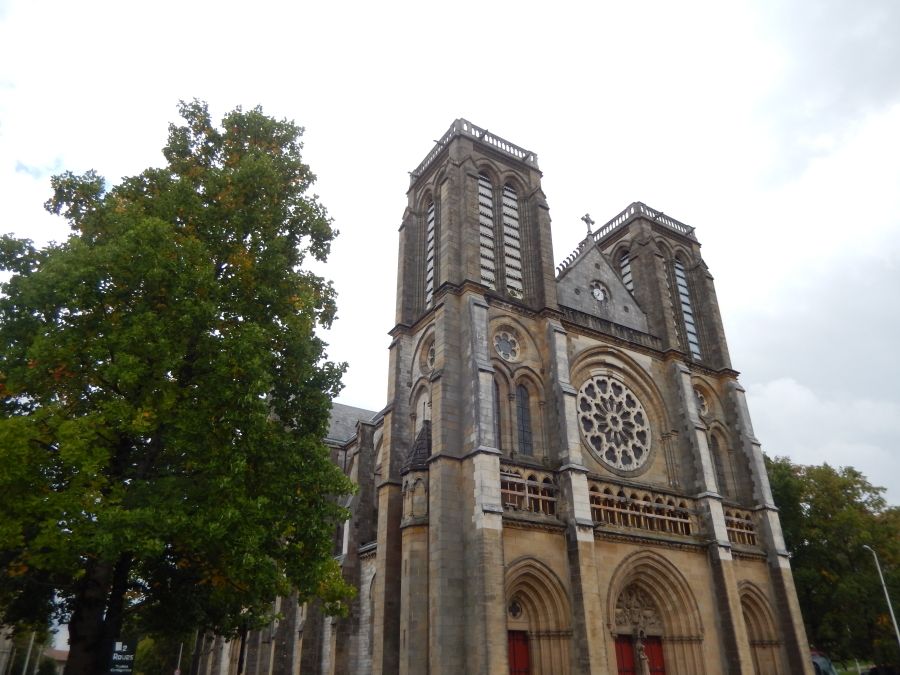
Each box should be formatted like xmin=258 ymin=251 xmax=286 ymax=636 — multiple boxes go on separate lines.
xmin=577 ymin=375 xmax=652 ymax=471
xmin=420 ymin=337 xmax=436 ymax=374
xmin=493 ymin=327 xmax=521 ymax=362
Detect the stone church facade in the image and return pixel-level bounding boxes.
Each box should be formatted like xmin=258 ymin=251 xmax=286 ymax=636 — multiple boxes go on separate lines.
xmin=198 ymin=120 xmax=812 ymax=674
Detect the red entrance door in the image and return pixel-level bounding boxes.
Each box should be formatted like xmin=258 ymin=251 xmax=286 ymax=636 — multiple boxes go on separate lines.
xmin=614 ymin=635 xmax=666 ymax=675
xmin=644 ymin=637 xmax=665 ymax=673
xmin=508 ymin=631 xmax=530 ymax=675
xmin=615 ymin=636 xmax=636 ymax=674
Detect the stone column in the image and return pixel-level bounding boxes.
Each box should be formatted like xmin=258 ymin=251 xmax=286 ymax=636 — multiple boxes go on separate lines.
xmin=298 ymin=601 xmax=324 ymax=674
xmin=371 ymin=462 xmax=403 ymax=675
xmin=727 ymin=380 xmax=813 ymax=675
xmin=332 ymin=422 xmax=377 ymax=675
xmin=271 ymin=594 xmax=300 ymax=675
xmin=696 ymin=259 xmax=732 ymax=370
xmin=673 ymin=361 xmax=755 ymax=675
xmin=459 ymin=296 xmax=508 ymax=675
xmin=372 ymin=327 xmax=415 ymax=675
xmin=547 ymin=319 xmax=607 ymax=674
xmin=627 ymin=222 xmax=681 ymax=352
xmin=399 ymin=448 xmax=430 ymax=675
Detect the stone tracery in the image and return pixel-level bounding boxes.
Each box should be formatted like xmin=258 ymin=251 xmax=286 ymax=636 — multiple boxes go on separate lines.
xmin=494 ymin=326 xmax=522 ymax=362
xmin=577 ymin=375 xmax=652 ymax=471
xmin=615 ymin=585 xmax=663 ymax=633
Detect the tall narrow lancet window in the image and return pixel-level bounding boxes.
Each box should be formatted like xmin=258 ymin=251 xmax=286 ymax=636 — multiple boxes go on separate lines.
xmin=619 ymin=252 xmax=634 ymax=292
xmin=477 ymin=173 xmax=497 ymax=289
xmin=502 ymin=184 xmax=524 ymax=297
xmin=424 ymin=200 xmax=436 ymax=308
xmin=710 ymin=433 xmax=728 ymax=497
xmin=516 ymin=384 xmax=533 ymax=456
xmin=493 ymin=378 xmax=502 ymax=450
xmin=674 ymin=258 xmax=702 ymax=359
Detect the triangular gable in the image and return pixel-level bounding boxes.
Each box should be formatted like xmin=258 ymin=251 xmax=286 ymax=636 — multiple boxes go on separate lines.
xmin=556 ymin=243 xmax=649 ymax=333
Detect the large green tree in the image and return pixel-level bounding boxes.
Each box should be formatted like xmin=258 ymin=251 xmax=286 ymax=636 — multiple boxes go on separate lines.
xmin=767 ymin=456 xmax=900 ymax=665
xmin=0 ymin=101 xmax=354 ymax=675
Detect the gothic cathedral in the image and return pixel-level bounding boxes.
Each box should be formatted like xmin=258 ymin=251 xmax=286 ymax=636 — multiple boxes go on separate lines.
xmin=200 ymin=121 xmax=813 ymax=674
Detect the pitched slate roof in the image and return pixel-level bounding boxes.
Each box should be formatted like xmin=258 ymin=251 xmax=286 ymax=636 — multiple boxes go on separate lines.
xmin=325 ymin=402 xmax=378 ymax=445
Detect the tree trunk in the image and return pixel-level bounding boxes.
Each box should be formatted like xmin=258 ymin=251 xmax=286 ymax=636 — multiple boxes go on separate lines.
xmin=188 ymin=631 xmax=203 ymax=675
xmin=100 ymin=554 xmax=133 ymax=670
xmin=63 ymin=559 xmax=112 ymax=675
xmin=63 ymin=553 xmax=132 ymax=675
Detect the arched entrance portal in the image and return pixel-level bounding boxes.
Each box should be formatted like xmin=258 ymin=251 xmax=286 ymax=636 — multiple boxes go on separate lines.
xmin=608 ymin=551 xmax=705 ymax=675
xmin=613 ymin=586 xmax=666 ymax=674
xmin=505 ymin=558 xmax=572 ymax=675
xmin=739 ymin=582 xmax=784 ymax=675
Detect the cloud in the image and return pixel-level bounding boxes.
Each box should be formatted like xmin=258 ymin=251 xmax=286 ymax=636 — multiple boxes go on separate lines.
xmin=726 ymin=223 xmax=900 ymax=405
xmin=14 ymin=159 xmax=57 ymax=179
xmin=757 ymin=0 xmax=900 ymax=178
xmin=746 ymin=376 xmax=900 ymax=504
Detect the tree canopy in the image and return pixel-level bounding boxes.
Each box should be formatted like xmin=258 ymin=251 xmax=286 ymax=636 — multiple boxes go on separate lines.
xmin=767 ymin=456 xmax=900 ymax=665
xmin=0 ymin=101 xmax=354 ymax=675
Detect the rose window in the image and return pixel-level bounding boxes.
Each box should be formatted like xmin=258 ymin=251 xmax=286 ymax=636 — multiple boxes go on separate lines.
xmin=577 ymin=375 xmax=652 ymax=471
xmin=420 ymin=338 xmax=436 ymax=374
xmin=493 ymin=328 xmax=521 ymax=362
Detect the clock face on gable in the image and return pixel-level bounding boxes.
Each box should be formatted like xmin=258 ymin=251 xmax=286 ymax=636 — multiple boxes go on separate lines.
xmin=589 ymin=280 xmax=608 ymax=303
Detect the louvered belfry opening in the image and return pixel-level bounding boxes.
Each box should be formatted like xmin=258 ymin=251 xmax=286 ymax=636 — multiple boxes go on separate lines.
xmin=502 ymin=184 xmax=523 ymax=297
xmin=478 ymin=173 xmax=497 ymax=290
xmin=620 ymin=251 xmax=634 ymax=292
xmin=424 ymin=200 xmax=436 ymax=308
xmin=673 ymin=259 xmax=701 ymax=359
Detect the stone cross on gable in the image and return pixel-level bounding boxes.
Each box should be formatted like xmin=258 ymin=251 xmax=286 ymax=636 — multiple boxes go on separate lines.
xmin=581 ymin=213 xmax=595 ymax=234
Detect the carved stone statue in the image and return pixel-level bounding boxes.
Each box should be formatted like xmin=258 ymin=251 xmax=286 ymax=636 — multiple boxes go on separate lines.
xmin=636 ymin=641 xmax=651 ymax=675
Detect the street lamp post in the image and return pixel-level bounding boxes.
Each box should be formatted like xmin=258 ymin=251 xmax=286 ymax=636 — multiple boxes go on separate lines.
xmin=862 ymin=544 xmax=900 ymax=655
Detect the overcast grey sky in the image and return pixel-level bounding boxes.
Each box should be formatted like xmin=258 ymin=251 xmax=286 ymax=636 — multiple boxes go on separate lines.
xmin=1 ymin=0 xmax=898 ymax=504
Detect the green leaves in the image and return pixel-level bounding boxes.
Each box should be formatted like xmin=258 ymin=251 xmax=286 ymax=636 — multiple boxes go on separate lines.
xmin=767 ymin=456 xmax=900 ymax=663
xmin=0 ymin=100 xmax=353 ymax=651
xmin=44 ymin=170 xmax=105 ymax=229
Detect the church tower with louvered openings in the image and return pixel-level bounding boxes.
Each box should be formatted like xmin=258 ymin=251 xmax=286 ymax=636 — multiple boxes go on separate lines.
xmin=202 ymin=121 xmax=813 ymax=675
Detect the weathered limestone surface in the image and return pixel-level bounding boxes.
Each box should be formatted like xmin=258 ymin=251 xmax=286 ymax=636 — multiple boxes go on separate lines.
xmin=229 ymin=121 xmax=812 ymax=675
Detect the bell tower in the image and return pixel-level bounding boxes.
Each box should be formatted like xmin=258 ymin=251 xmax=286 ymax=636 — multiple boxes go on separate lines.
xmin=372 ymin=120 xmax=561 ymax=675
xmin=394 ymin=119 xmax=558 ymax=327
xmin=589 ymin=204 xmax=732 ymax=370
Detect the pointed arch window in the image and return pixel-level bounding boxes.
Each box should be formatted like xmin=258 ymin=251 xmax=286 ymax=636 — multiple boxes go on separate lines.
xmin=709 ymin=432 xmax=728 ymax=497
xmin=619 ymin=251 xmax=634 ymax=292
xmin=493 ymin=378 xmax=502 ymax=450
xmin=478 ymin=173 xmax=497 ymax=289
xmin=516 ymin=384 xmax=533 ymax=456
xmin=674 ymin=258 xmax=701 ymax=359
xmin=424 ymin=200 xmax=436 ymax=308
xmin=477 ymin=173 xmax=526 ymax=299
xmin=502 ymin=184 xmax=524 ymax=297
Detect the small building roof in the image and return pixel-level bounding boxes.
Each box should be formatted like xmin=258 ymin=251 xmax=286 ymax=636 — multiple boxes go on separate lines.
xmin=403 ymin=421 xmax=432 ymax=473
xmin=326 ymin=402 xmax=378 ymax=444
